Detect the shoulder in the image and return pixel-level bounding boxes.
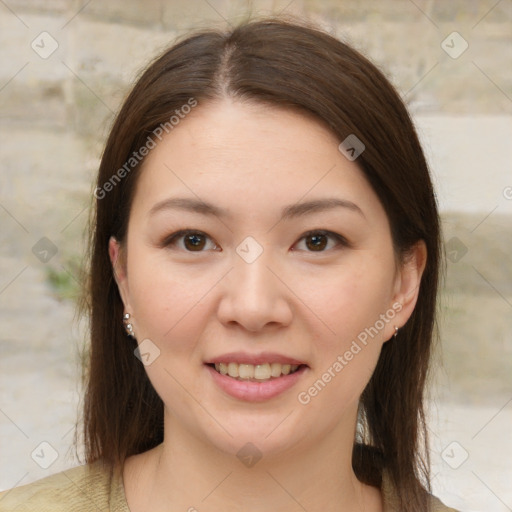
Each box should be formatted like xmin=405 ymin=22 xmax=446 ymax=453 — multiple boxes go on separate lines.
xmin=428 ymin=494 xmax=460 ymax=512
xmin=0 ymin=461 xmax=129 ymax=512
xmin=381 ymin=471 xmax=460 ymax=512
xmin=383 ymin=491 xmax=460 ymax=512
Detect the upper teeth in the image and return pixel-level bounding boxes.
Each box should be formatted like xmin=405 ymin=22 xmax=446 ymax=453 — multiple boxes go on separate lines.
xmin=214 ymin=362 xmax=300 ymax=380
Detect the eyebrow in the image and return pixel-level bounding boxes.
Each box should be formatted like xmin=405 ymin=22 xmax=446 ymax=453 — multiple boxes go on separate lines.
xmin=149 ymin=197 xmax=365 ymax=220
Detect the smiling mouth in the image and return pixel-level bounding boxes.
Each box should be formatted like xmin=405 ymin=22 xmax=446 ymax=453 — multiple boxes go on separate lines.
xmin=207 ymin=362 xmax=306 ymax=381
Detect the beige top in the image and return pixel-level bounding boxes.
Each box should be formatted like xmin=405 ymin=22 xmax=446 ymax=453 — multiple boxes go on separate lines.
xmin=0 ymin=461 xmax=459 ymax=511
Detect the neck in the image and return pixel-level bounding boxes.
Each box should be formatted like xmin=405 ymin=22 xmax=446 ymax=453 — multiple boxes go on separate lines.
xmin=124 ymin=407 xmax=381 ymax=512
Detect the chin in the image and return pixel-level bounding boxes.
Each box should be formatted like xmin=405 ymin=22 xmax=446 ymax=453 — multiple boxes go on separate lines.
xmin=196 ymin=409 xmax=311 ymax=463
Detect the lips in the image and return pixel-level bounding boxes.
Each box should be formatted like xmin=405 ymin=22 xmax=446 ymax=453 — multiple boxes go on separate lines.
xmin=204 ymin=352 xmax=309 ymax=401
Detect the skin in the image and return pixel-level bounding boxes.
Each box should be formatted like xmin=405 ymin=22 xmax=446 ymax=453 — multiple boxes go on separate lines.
xmin=110 ymin=99 xmax=426 ymax=512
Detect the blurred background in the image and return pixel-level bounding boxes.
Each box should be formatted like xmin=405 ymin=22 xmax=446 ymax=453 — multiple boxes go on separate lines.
xmin=0 ymin=1 xmax=511 ymax=510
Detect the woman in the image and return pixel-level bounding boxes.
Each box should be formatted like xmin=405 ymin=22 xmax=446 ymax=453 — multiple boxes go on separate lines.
xmin=0 ymin=19 xmax=459 ymax=512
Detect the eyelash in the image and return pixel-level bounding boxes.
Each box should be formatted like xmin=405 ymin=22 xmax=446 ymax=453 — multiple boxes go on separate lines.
xmin=161 ymin=229 xmax=349 ymax=253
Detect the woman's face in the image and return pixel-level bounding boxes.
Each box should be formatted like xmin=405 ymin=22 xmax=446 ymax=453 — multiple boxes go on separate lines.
xmin=111 ymin=99 xmax=423 ymax=461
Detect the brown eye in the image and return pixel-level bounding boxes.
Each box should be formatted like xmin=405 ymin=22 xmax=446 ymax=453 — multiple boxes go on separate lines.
xmin=305 ymin=233 xmax=328 ymax=251
xmin=163 ymin=230 xmax=218 ymax=252
xmin=183 ymin=233 xmax=206 ymax=251
xmin=293 ymin=230 xmax=348 ymax=252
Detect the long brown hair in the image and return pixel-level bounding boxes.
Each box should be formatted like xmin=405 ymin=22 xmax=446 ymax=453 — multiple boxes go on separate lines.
xmin=82 ymin=18 xmax=440 ymax=511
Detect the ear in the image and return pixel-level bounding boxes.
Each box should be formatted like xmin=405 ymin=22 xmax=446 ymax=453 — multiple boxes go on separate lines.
xmin=387 ymin=240 xmax=427 ymax=339
xmin=109 ymin=236 xmax=131 ymax=310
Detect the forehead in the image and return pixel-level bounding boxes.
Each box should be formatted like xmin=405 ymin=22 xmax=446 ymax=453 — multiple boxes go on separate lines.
xmin=131 ymin=99 xmax=382 ymax=221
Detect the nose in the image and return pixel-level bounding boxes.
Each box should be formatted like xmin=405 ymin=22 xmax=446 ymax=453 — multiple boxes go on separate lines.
xmin=216 ymin=252 xmax=293 ymax=333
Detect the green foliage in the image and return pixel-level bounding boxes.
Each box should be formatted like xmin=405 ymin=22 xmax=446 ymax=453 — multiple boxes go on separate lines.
xmin=45 ymin=256 xmax=83 ymax=302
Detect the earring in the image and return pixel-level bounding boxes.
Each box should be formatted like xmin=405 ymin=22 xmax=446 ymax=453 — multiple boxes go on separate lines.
xmin=123 ymin=312 xmax=135 ymax=338
xmin=393 ymin=326 xmax=399 ymax=338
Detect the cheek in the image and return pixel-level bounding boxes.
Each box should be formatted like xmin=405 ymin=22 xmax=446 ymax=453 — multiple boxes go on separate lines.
xmin=304 ymin=259 xmax=395 ymax=345
xmin=295 ymin=258 xmax=395 ymax=407
xmin=126 ymin=251 xmax=209 ymax=347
